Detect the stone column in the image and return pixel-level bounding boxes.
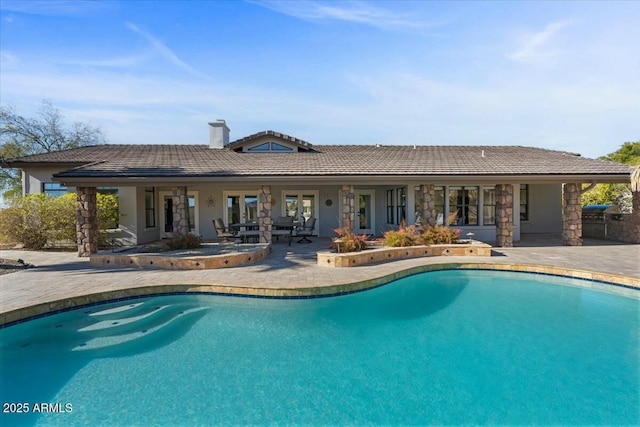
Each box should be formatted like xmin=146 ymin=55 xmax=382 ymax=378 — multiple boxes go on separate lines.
xmin=76 ymin=186 xmax=99 ymax=257
xmin=258 ymin=185 xmax=272 ymax=243
xmin=627 ymin=166 xmax=640 ymax=243
xmin=341 ymin=185 xmax=355 ymax=231
xmin=495 ymin=184 xmax=513 ymax=247
xmin=172 ymin=186 xmax=190 ymax=235
xmin=562 ymin=183 xmax=582 ymax=246
xmin=419 ymin=184 xmax=437 ymax=227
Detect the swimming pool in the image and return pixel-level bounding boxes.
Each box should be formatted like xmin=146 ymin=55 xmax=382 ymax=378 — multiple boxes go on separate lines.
xmin=1 ymin=270 xmax=638 ymax=426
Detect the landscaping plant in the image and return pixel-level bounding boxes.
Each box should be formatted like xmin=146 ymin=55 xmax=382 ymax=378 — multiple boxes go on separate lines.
xmin=163 ymin=233 xmax=203 ymax=251
xmin=0 ymin=193 xmax=120 ymax=249
xmin=331 ymin=227 xmax=368 ymax=252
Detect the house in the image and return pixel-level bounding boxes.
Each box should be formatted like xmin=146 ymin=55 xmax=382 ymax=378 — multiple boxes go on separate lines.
xmin=1 ymin=120 xmax=635 ymax=256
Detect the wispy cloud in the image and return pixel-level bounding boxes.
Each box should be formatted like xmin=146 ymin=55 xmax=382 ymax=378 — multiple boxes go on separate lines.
xmin=508 ymin=20 xmax=572 ymax=63
xmin=252 ymin=0 xmax=443 ymax=31
xmin=61 ymin=54 xmax=152 ymax=69
xmin=0 ymin=50 xmax=20 ymax=69
xmin=125 ymin=22 xmax=212 ymax=80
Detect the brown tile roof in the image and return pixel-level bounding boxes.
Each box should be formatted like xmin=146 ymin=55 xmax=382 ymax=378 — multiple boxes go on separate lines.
xmin=2 ymin=144 xmax=631 ymax=179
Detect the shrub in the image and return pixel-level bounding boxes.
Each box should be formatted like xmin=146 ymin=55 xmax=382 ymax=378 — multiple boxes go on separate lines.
xmin=97 ymin=193 xmax=120 ymax=230
xmin=383 ymin=223 xmax=419 ymax=247
xmin=417 ymin=226 xmax=460 ymax=245
xmin=163 ymin=233 xmax=202 ymax=251
xmin=0 ymin=192 xmax=121 ymax=249
xmin=0 ymin=194 xmax=67 ymax=249
xmin=332 ymin=227 xmax=368 ymax=252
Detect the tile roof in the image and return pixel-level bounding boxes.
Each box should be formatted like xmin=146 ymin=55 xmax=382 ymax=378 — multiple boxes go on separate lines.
xmin=2 ymin=144 xmax=632 ymax=179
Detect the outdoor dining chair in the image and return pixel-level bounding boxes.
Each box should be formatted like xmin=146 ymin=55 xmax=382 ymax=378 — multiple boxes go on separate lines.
xmin=213 ymin=218 xmax=236 ymax=242
xmin=296 ymin=217 xmax=316 ymax=243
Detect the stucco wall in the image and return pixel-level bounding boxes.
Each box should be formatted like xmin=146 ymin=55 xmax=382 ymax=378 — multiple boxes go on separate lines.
xmin=521 ymin=184 xmax=562 ymax=234
xmin=22 ymin=167 xmax=76 ymax=195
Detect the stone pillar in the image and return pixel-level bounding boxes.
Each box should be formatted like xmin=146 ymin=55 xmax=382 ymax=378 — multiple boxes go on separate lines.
xmin=419 ymin=184 xmax=437 ymax=227
xmin=562 ymin=183 xmax=582 ymax=246
xmin=627 ymin=166 xmax=640 ymax=243
xmin=76 ymin=186 xmax=99 ymax=257
xmin=495 ymin=184 xmax=513 ymax=247
xmin=172 ymin=186 xmax=190 ymax=235
xmin=258 ymin=185 xmax=272 ymax=243
xmin=341 ymin=185 xmax=355 ymax=231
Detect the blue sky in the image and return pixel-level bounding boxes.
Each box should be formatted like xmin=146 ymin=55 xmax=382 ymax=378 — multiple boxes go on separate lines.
xmin=1 ymin=0 xmax=638 ymax=159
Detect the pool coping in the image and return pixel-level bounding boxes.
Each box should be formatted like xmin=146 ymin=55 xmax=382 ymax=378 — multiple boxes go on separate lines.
xmin=1 ymin=261 xmax=638 ymax=328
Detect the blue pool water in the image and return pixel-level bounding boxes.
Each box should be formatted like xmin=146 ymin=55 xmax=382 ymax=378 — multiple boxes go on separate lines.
xmin=1 ymin=270 xmax=638 ymax=426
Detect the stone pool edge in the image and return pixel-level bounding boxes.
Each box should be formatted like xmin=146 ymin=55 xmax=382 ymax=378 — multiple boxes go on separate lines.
xmin=1 ymin=262 xmax=638 ymax=327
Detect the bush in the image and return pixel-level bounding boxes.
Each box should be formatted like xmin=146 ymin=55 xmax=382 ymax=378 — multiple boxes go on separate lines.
xmin=0 ymin=194 xmax=70 ymax=249
xmin=383 ymin=223 xmax=419 ymax=247
xmin=417 ymin=226 xmax=460 ymax=245
xmin=163 ymin=233 xmax=202 ymax=251
xmin=97 ymin=193 xmax=120 ymax=230
xmin=332 ymin=227 xmax=368 ymax=252
xmin=0 ymin=192 xmax=120 ymax=249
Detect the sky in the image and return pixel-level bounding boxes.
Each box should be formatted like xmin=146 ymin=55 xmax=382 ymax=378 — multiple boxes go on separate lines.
xmin=0 ymin=0 xmax=639 ymax=159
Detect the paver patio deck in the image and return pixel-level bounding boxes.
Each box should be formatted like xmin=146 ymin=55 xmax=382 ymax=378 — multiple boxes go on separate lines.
xmin=1 ymin=234 xmax=638 ymax=325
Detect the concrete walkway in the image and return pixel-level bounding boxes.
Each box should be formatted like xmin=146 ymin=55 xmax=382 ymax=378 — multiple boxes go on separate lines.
xmin=1 ymin=235 xmax=639 ymax=324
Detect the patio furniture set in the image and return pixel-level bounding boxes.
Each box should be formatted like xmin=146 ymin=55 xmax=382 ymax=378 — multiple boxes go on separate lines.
xmin=213 ymin=216 xmax=317 ymax=246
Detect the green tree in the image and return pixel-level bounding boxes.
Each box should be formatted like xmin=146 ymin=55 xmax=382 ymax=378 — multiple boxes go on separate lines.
xmin=599 ymin=141 xmax=640 ymax=165
xmin=582 ymin=141 xmax=639 ymax=206
xmin=0 ymin=100 xmax=105 ymax=199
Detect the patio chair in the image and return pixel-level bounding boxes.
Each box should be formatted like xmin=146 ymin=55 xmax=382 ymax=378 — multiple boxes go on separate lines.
xmin=296 ymin=217 xmax=316 ymax=244
xmin=213 ymin=218 xmax=236 ymax=242
xmin=272 ymin=216 xmax=294 ymax=245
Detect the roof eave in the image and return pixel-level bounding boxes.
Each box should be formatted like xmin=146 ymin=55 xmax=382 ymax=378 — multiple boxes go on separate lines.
xmin=53 ymin=172 xmax=631 ymax=187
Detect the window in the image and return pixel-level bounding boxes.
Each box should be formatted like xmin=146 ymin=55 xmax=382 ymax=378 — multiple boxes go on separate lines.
xmin=42 ymin=182 xmax=67 ymax=197
xmin=396 ymin=187 xmax=406 ymax=224
xmin=483 ymin=187 xmax=496 ymax=225
xmin=520 ymin=184 xmax=529 ymax=221
xmin=247 ymin=141 xmax=293 ymax=152
xmin=386 ymin=190 xmax=394 ymax=224
xmin=449 ymin=186 xmax=478 ymax=225
xmin=247 ymin=142 xmax=270 ymax=152
xmin=145 ymin=188 xmax=155 ymax=228
xmin=271 ymin=142 xmax=293 ymax=152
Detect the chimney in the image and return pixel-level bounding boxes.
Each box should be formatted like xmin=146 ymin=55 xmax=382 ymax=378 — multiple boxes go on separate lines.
xmin=208 ymin=120 xmax=229 ymax=149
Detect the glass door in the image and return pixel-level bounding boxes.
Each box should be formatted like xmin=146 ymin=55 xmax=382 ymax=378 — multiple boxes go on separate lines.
xmin=355 ymin=190 xmax=375 ymax=234
xmin=225 ymin=193 xmax=258 ymax=225
xmin=283 ymin=191 xmax=318 ymax=232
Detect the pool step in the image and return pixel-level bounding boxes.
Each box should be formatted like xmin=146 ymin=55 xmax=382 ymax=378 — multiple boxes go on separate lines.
xmin=79 ymin=305 xmax=171 ymax=332
xmin=71 ymin=307 xmax=209 ymax=352
xmin=86 ymin=301 xmax=153 ymax=320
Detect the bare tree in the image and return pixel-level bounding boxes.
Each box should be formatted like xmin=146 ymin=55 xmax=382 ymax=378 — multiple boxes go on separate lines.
xmin=0 ymin=100 xmax=105 ymax=199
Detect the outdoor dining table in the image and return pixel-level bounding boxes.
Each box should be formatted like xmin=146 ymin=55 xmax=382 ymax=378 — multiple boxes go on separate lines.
xmin=230 ymin=222 xmax=259 ymax=230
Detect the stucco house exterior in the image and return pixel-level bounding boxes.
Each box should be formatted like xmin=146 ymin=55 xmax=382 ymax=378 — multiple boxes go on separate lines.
xmin=1 ymin=120 xmax=634 ymax=256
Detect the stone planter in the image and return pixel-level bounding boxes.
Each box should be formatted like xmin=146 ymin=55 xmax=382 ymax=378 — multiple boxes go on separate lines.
xmin=317 ymin=242 xmax=491 ymax=268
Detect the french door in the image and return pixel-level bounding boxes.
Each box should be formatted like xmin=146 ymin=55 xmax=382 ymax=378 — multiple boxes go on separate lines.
xmin=225 ymin=192 xmax=258 ymax=225
xmin=355 ymin=190 xmax=375 ymax=234
xmin=283 ymin=191 xmax=318 ymax=232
